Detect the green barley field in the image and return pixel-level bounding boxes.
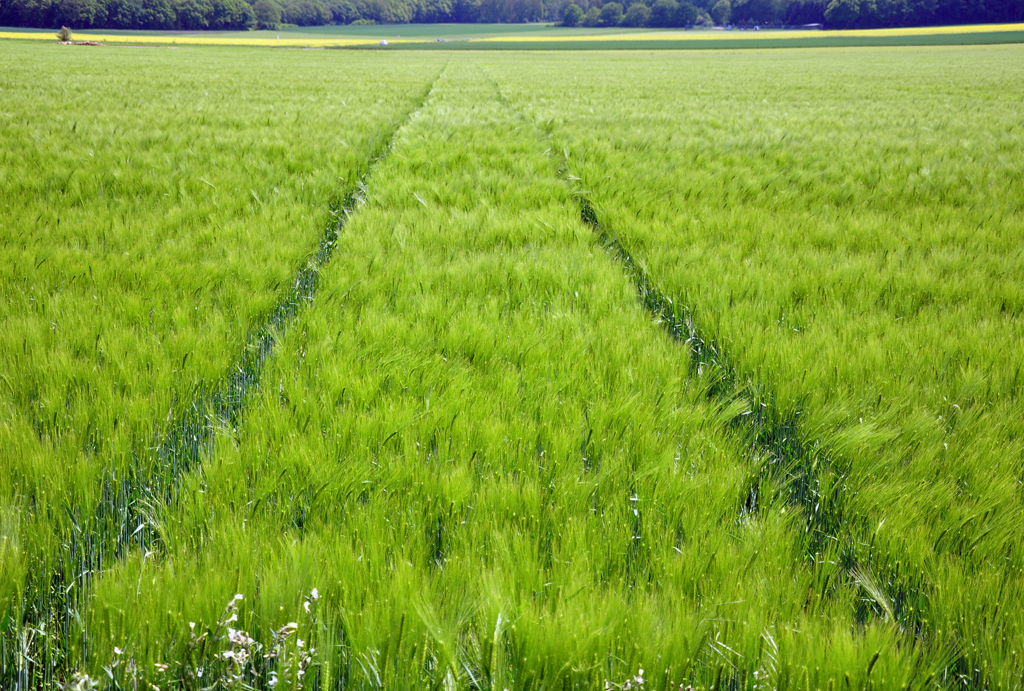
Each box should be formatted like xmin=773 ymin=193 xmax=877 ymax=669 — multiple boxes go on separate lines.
xmin=1 ymin=38 xmax=1023 ymax=690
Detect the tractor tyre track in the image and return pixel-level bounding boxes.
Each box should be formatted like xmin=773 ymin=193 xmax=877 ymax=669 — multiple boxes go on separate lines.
xmin=4 ymin=62 xmax=449 ymax=690
xmin=480 ymin=67 xmax=988 ymax=691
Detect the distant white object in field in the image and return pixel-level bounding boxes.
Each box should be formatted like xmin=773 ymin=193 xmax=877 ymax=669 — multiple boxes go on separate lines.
xmin=380 ymin=39 xmax=388 ymax=46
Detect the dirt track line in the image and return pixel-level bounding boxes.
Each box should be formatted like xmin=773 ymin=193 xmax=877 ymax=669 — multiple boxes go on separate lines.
xmin=478 ymin=65 xmax=981 ymax=688
xmin=560 ymin=182 xmax=987 ymax=689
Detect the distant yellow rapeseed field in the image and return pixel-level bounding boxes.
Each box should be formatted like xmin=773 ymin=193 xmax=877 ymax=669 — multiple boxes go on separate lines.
xmin=1 ymin=23 xmax=1022 ymax=47
xmin=0 ymin=31 xmax=388 ymax=46
xmin=477 ymin=22 xmax=1024 ymax=42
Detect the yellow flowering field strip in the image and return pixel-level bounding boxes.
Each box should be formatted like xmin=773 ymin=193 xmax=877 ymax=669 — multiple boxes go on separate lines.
xmin=475 ymin=21 xmax=1024 ymax=42
xmin=3 ymin=22 xmax=1023 ymax=49
xmin=0 ymin=29 xmax=393 ymax=46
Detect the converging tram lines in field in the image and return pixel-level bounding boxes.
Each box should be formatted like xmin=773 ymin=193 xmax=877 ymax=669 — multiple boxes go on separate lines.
xmin=1 ymin=41 xmax=1023 ymax=690
xmin=484 ymin=46 xmax=1024 ymax=684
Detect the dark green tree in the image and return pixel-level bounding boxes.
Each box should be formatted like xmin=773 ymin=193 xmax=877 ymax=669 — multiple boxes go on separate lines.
xmin=598 ymin=0 xmax=621 ymax=23
xmin=562 ymin=2 xmax=584 ymax=23
xmin=709 ymin=0 xmax=729 ymax=22
xmin=53 ymin=0 xmax=107 ymax=26
xmin=253 ymin=0 xmax=281 ymax=26
xmin=744 ymin=0 xmax=779 ymax=21
xmin=649 ymin=0 xmax=677 ymax=24
xmin=174 ymin=0 xmax=212 ymax=28
xmin=620 ymin=0 xmax=648 ymax=23
xmin=104 ymin=0 xmax=137 ymax=27
xmin=136 ymin=0 xmax=174 ymax=27
xmin=324 ymin=0 xmax=357 ymax=22
xmin=476 ymin=0 xmax=506 ymax=21
xmin=824 ymin=0 xmax=858 ymax=25
xmin=414 ymin=0 xmax=452 ymax=21
xmin=209 ymin=0 xmax=253 ymax=27
xmin=281 ymin=0 xmax=328 ymax=23
xmin=449 ymin=0 xmax=479 ymax=21
xmin=674 ymin=0 xmax=697 ymax=23
xmin=512 ymin=0 xmax=543 ymax=22
xmin=7 ymin=0 xmax=55 ymax=26
xmin=782 ymin=0 xmax=825 ymax=24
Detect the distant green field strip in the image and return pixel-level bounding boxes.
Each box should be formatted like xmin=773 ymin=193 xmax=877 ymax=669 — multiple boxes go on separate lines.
xmin=71 ymin=59 xmax=923 ymax=690
xmin=370 ymin=30 xmax=1024 ymax=50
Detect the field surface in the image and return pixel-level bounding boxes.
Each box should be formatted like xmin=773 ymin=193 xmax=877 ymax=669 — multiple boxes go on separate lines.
xmin=1 ymin=38 xmax=1023 ymax=690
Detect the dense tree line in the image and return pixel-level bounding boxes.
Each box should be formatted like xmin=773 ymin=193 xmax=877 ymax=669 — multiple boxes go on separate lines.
xmin=1 ymin=0 xmax=266 ymax=30
xmin=0 ymin=0 xmax=545 ymax=28
xmin=561 ymin=0 xmax=1020 ymax=29
xmin=0 ymin=0 xmax=1018 ymax=33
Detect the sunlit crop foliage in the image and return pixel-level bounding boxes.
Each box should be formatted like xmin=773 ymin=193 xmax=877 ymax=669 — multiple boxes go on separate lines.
xmin=0 ymin=40 xmax=444 ymax=685
xmin=2 ymin=40 xmax=1023 ymax=690
xmin=484 ymin=44 xmax=1024 ymax=686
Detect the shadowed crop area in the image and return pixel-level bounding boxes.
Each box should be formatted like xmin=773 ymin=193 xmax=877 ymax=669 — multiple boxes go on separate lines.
xmin=1 ymin=40 xmax=1023 ymax=690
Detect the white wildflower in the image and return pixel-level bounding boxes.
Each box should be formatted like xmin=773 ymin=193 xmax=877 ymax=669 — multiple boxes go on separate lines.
xmin=223 ymin=648 xmax=249 ymax=666
xmin=228 ymin=628 xmax=256 ymax=647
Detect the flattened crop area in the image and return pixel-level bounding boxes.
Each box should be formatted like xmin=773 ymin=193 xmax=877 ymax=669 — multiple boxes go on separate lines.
xmin=1 ymin=41 xmax=1022 ymax=690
